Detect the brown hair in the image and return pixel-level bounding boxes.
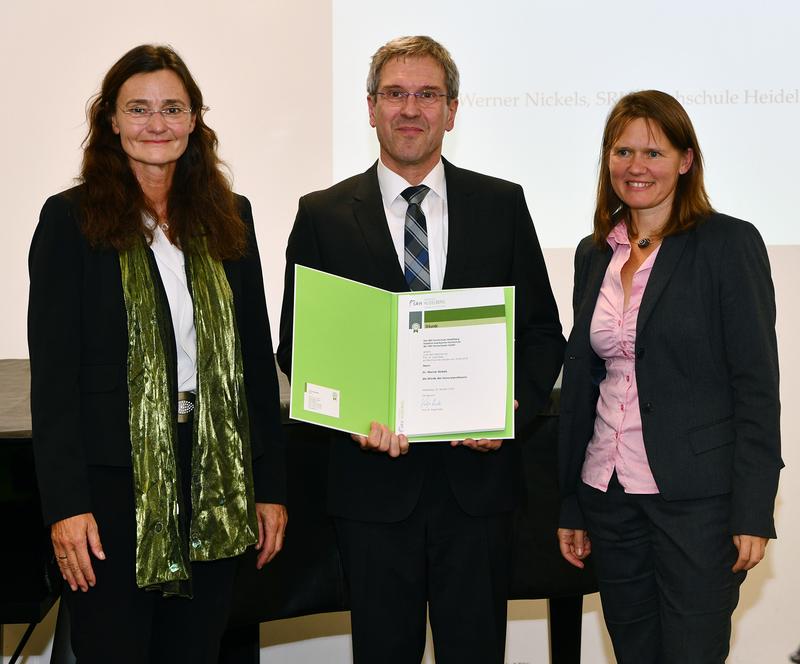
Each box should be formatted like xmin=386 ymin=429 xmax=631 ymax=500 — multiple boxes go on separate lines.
xmin=79 ymin=44 xmax=246 ymax=259
xmin=593 ymin=90 xmax=714 ymax=247
xmin=367 ymin=36 xmax=459 ymax=99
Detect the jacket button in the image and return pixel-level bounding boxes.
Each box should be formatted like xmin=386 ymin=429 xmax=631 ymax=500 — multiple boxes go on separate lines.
xmin=642 ymin=402 xmax=652 ymax=413
xmin=636 ymin=348 xmax=645 ymax=359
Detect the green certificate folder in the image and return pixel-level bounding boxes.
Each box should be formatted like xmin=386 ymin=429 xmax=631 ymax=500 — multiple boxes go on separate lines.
xmin=289 ymin=265 xmax=515 ymax=442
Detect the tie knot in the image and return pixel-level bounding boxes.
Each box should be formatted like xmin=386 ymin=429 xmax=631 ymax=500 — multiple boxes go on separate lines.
xmin=401 ymin=185 xmax=430 ymax=205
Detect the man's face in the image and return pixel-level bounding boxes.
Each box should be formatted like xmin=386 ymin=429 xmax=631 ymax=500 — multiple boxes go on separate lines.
xmin=368 ymin=55 xmax=458 ymax=181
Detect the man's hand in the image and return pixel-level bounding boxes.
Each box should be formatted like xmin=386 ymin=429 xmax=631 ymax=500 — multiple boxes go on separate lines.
xmin=51 ymin=513 xmax=105 ymax=592
xmin=732 ymin=534 xmax=768 ymax=572
xmin=449 ymin=400 xmax=518 ymax=452
xmin=450 ymin=438 xmax=503 ymax=452
xmin=351 ymin=422 xmax=409 ymax=458
xmin=557 ymin=528 xmax=591 ymax=569
xmin=255 ymin=503 xmax=288 ymax=569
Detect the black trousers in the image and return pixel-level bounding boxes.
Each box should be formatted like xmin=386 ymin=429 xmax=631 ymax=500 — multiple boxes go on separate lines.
xmin=578 ymin=474 xmax=745 ymax=664
xmin=335 ymin=445 xmax=513 ymax=664
xmin=65 ymin=422 xmax=239 ymax=664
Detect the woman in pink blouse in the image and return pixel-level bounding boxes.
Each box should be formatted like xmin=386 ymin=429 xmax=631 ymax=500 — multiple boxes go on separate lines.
xmin=556 ymin=90 xmax=782 ymax=663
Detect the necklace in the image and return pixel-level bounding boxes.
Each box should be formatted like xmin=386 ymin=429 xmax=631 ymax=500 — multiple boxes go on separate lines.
xmin=637 ymin=237 xmax=651 ymax=248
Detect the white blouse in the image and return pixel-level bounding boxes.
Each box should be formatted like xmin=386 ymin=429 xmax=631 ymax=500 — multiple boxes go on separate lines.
xmin=147 ymin=219 xmax=197 ymax=392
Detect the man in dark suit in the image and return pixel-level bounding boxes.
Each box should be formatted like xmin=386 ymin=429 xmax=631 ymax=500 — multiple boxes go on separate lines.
xmin=277 ymin=35 xmax=565 ymax=664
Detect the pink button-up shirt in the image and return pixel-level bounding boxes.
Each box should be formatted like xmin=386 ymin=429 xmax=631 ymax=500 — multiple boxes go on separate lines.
xmin=581 ymin=222 xmax=660 ymax=494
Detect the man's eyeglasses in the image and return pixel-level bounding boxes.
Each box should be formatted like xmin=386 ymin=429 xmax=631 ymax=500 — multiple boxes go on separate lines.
xmin=375 ymin=90 xmax=449 ymax=107
xmin=118 ymin=105 xmax=195 ymax=125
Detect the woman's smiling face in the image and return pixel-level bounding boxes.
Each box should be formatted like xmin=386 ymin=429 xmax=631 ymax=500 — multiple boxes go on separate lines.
xmin=609 ymin=117 xmax=693 ymax=224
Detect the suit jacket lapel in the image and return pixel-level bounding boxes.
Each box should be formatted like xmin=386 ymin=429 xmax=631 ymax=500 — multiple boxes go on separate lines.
xmin=441 ymin=158 xmax=474 ymax=288
xmin=352 ymin=162 xmax=408 ymax=292
xmin=637 ymin=232 xmax=689 ymax=334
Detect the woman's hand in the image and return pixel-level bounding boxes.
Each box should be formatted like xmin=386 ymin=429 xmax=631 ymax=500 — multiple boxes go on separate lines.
xmin=557 ymin=528 xmax=591 ymax=569
xmin=255 ymin=503 xmax=287 ymax=569
xmin=51 ymin=513 xmax=105 ymax=592
xmin=732 ymin=534 xmax=768 ymax=572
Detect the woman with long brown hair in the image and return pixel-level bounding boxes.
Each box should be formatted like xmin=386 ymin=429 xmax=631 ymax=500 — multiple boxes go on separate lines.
xmin=28 ymin=44 xmax=286 ymax=662
xmin=557 ymin=90 xmax=782 ymax=662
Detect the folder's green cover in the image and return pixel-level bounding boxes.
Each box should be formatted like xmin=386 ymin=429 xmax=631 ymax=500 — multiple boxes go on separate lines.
xmin=289 ymin=265 xmax=515 ymax=442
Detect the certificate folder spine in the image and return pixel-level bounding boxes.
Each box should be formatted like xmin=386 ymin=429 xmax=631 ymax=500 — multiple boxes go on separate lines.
xmin=388 ymin=297 xmax=399 ymax=433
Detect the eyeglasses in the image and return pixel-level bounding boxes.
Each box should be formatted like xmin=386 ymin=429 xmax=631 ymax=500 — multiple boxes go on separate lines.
xmin=118 ymin=105 xmax=194 ymax=125
xmin=375 ymin=89 xmax=449 ymax=107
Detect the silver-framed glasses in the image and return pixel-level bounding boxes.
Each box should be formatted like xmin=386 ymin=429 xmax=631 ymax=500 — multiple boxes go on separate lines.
xmin=118 ymin=105 xmax=195 ymax=125
xmin=375 ymin=89 xmax=449 ymax=107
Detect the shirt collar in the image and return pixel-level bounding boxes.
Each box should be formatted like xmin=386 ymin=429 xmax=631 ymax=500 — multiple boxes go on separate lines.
xmin=377 ymin=158 xmax=446 ymax=208
xmin=142 ymin=212 xmax=158 ymax=231
xmin=607 ymin=221 xmax=630 ymax=249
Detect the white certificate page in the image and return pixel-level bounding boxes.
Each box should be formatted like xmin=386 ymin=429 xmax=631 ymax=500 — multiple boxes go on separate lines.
xmin=394 ymin=287 xmax=508 ymax=438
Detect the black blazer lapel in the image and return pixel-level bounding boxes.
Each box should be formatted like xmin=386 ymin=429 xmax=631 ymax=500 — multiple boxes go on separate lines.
xmin=352 ymin=163 xmax=408 ymax=292
xmin=571 ymin=246 xmax=611 ymax=349
xmin=637 ymin=232 xmax=689 ymax=334
xmin=440 ymin=159 xmax=476 ymax=288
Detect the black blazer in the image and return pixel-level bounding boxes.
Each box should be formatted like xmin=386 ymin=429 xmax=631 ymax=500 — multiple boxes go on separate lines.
xmin=277 ymin=159 xmax=565 ymax=522
xmin=28 ymin=186 xmax=286 ymax=526
xmin=558 ymin=214 xmax=783 ymax=537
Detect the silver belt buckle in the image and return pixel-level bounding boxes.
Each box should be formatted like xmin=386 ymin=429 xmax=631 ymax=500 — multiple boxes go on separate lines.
xmin=177 ymin=391 xmax=196 ymax=423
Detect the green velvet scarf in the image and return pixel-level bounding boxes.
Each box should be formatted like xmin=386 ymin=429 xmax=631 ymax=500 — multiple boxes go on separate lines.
xmin=119 ymin=236 xmax=257 ymax=597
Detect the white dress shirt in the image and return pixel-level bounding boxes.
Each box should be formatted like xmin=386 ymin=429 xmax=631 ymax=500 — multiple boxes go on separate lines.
xmin=146 ymin=218 xmax=197 ymax=392
xmin=377 ymin=159 xmax=448 ymax=291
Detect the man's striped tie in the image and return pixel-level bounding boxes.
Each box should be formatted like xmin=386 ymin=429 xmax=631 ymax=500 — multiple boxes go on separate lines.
xmin=402 ymin=185 xmax=431 ymax=290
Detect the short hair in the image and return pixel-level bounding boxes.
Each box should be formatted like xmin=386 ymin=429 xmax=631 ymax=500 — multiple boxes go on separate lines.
xmin=593 ymin=90 xmax=714 ymax=246
xmin=367 ymin=35 xmax=460 ymax=99
xmin=80 ymin=44 xmax=246 ymax=259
